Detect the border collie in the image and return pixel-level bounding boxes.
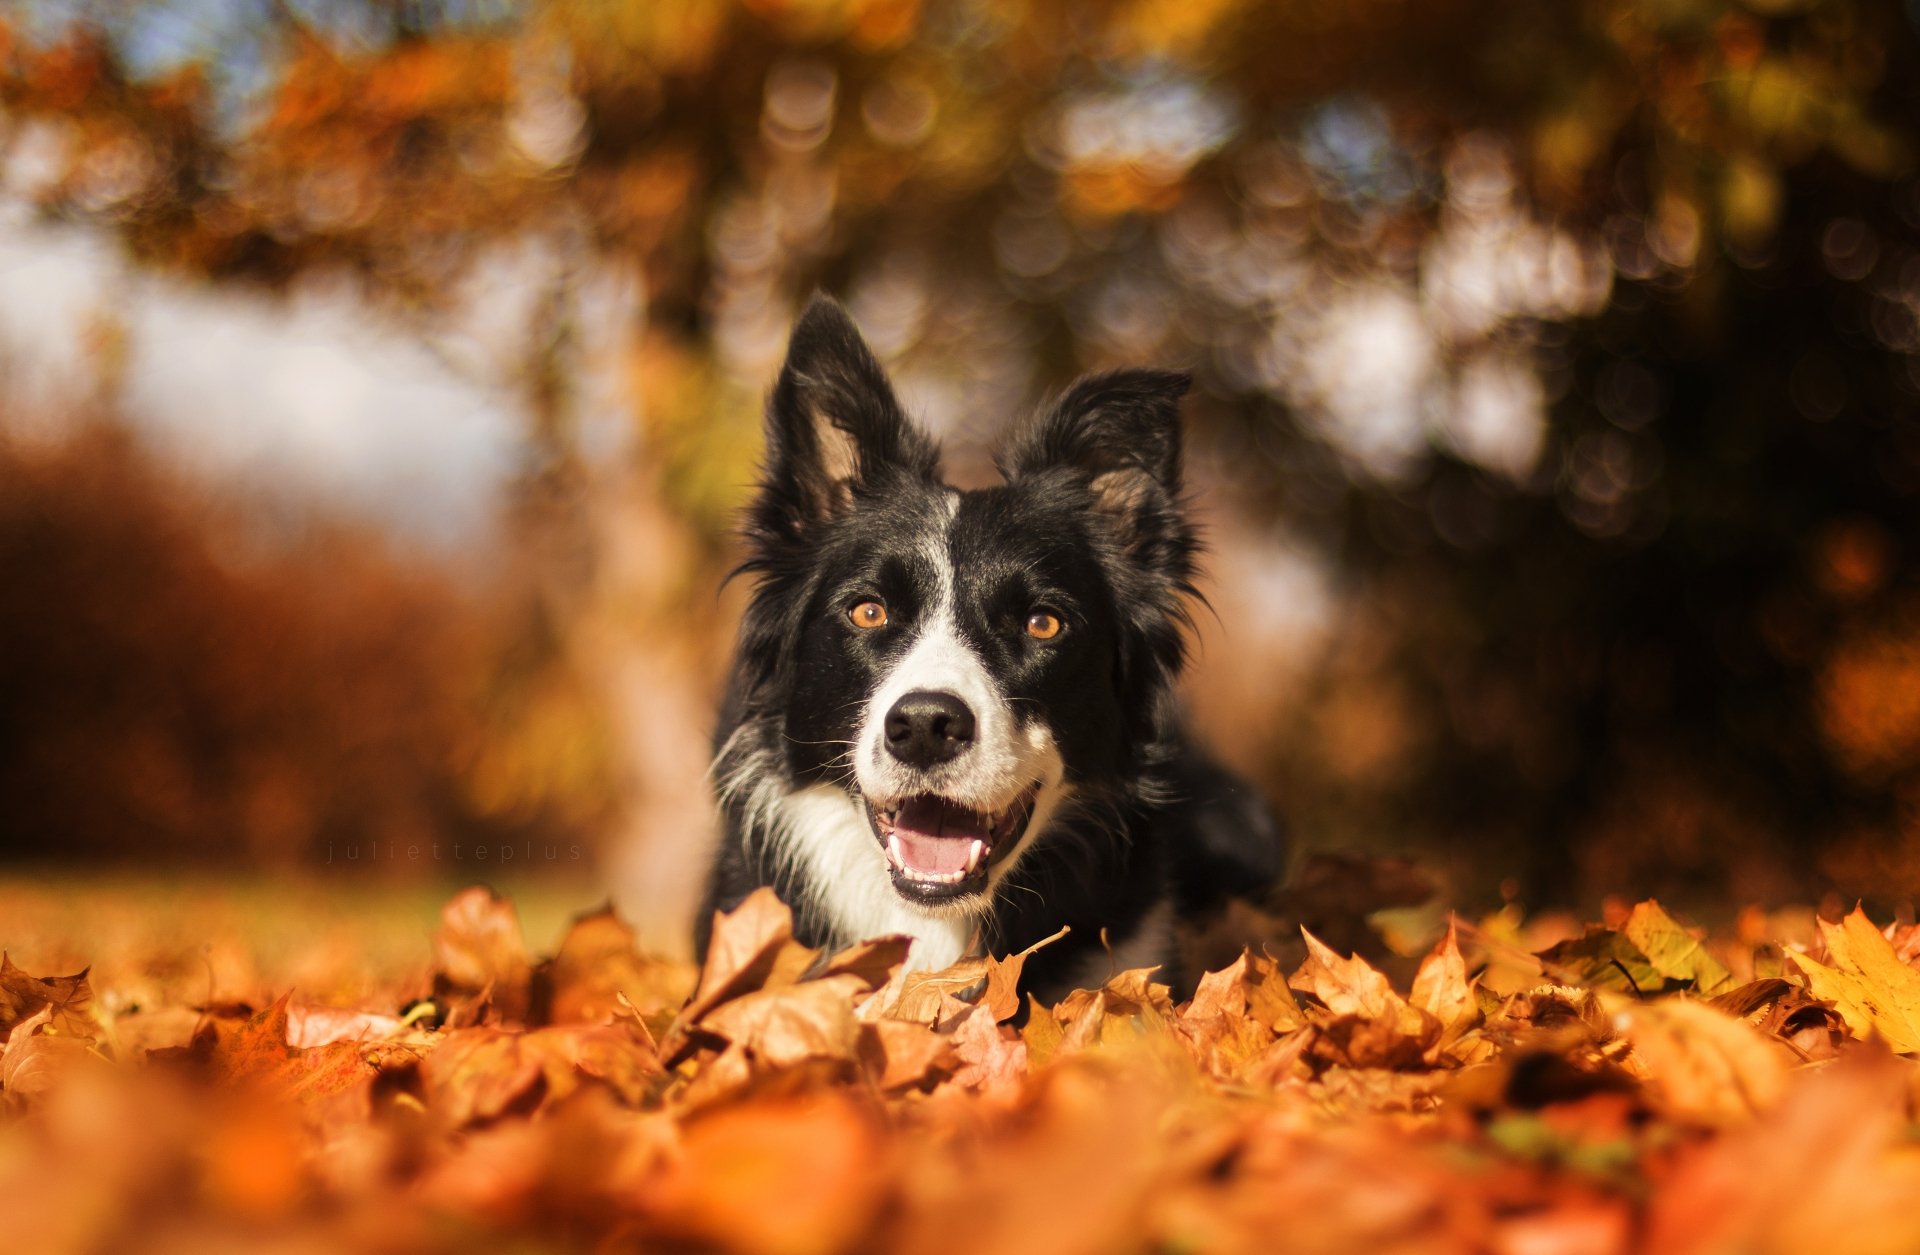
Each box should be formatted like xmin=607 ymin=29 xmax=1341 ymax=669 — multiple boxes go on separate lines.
xmin=698 ymin=296 xmax=1284 ymax=1000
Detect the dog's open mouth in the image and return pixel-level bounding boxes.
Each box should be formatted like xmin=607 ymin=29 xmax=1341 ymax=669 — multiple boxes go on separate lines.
xmin=866 ymin=785 xmax=1040 ymax=902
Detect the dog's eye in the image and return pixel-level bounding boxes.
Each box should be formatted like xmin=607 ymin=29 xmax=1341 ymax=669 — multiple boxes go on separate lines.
xmin=848 ymin=600 xmax=889 ymax=630
xmin=1025 ymin=610 xmax=1064 ymax=641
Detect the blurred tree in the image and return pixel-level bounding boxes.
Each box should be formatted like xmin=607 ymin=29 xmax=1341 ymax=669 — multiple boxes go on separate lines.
xmin=2 ymin=0 xmax=1918 ymax=909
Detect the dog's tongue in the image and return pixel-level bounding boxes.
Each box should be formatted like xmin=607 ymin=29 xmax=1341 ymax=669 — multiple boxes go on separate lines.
xmin=893 ymin=797 xmax=986 ymax=875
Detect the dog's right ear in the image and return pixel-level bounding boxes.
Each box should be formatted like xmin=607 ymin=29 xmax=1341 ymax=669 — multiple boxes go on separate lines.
xmin=753 ymin=295 xmax=938 ymax=545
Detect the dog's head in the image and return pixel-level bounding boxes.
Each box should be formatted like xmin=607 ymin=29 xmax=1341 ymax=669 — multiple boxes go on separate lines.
xmin=732 ymin=295 xmax=1197 ymax=915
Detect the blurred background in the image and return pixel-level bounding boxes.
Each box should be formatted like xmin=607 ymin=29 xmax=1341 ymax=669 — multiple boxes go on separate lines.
xmin=2 ymin=0 xmax=1918 ymax=951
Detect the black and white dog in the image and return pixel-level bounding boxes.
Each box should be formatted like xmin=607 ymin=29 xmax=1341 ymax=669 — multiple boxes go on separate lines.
xmin=698 ymin=296 xmax=1284 ymax=1000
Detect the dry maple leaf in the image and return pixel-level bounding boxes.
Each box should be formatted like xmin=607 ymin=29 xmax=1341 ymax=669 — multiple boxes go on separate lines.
xmin=947 ymin=1005 xmax=1028 ymax=1096
xmin=679 ymin=888 xmax=820 ymax=1027
xmin=1622 ymin=900 xmax=1736 ymax=996
xmin=858 ymin=1017 xmax=956 ymax=1092
xmin=207 ymin=992 xmax=379 ymax=1104
xmin=1611 ymin=995 xmax=1794 ymax=1124
xmin=1291 ymin=928 xmax=1439 ymax=1067
xmin=1409 ymin=919 xmax=1480 ymax=1055
xmin=285 ymin=1002 xmax=407 ymax=1049
xmin=886 ymin=958 xmax=989 ymax=1026
xmin=2 ymin=1004 xmax=103 ymax=1103
xmin=820 ymin=934 xmax=914 ymax=992
xmin=0 ymin=953 xmax=100 ymax=1039
xmin=697 ymin=974 xmax=868 ymax=1070
xmin=1788 ymin=907 xmax=1920 ymax=1053
xmin=422 ymin=1021 xmax=660 ymax=1125
xmin=1050 ymin=967 xmax=1178 ymax=1052
xmin=539 ymin=904 xmax=697 ymax=1029
xmin=1642 ymin=1049 xmax=1920 ymax=1255
xmin=432 ymin=886 xmax=534 ymax=1024
xmin=633 ymin=1092 xmax=886 ymax=1255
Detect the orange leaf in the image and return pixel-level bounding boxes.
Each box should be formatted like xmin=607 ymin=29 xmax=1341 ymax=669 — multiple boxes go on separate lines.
xmin=681 ymin=888 xmax=819 ymax=1025
xmin=1410 ymin=919 xmax=1479 ymax=1049
xmin=433 ymin=887 xmax=533 ymax=1023
xmin=541 ymin=904 xmax=697 ymax=1027
xmin=0 ymin=953 xmax=100 ymax=1039
xmin=698 ymin=974 xmax=867 ymax=1069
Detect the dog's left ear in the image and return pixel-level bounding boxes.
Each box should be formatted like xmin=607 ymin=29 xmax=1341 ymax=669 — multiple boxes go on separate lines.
xmin=1005 ymin=368 xmax=1194 ymax=572
xmin=755 ymin=295 xmax=939 ymax=545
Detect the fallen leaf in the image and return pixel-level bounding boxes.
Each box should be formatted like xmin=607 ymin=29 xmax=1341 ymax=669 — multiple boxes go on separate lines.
xmin=1622 ymin=900 xmax=1736 ymax=995
xmin=433 ymin=887 xmax=533 ymax=1023
xmin=698 ymin=974 xmax=866 ymax=1069
xmin=422 ymin=1021 xmax=660 ymax=1124
xmin=1788 ymin=907 xmax=1920 ymax=1053
xmin=887 ymin=958 xmax=987 ymax=1026
xmin=1644 ymin=1050 xmax=1920 ymax=1255
xmin=947 ymin=1005 xmax=1028 ymax=1095
xmin=858 ymin=1018 xmax=955 ymax=1091
xmin=981 ymin=926 xmax=1070 ymax=1023
xmin=1021 ymin=993 xmax=1065 ymax=1065
xmin=680 ymin=888 xmax=819 ymax=1026
xmin=1292 ymin=929 xmax=1438 ymax=1061
xmin=2 ymin=1005 xmax=101 ymax=1102
xmin=820 ymin=935 xmax=913 ymax=992
xmin=1613 ymin=995 xmax=1793 ymax=1123
xmin=540 ymin=904 xmax=697 ymax=1028
xmin=0 ymin=953 xmax=100 ymax=1039
xmin=1536 ymin=927 xmax=1667 ymax=994
xmin=1183 ymin=949 xmax=1303 ymax=1034
xmin=210 ymin=993 xmax=377 ymax=1103
xmin=285 ymin=1002 xmax=406 ymax=1048
xmin=636 ymin=1093 xmax=885 ymax=1255
xmin=1409 ymin=918 xmax=1479 ymax=1050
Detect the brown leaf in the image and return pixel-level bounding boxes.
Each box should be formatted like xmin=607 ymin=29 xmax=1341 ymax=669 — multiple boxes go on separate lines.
xmin=820 ymin=935 xmax=914 ymax=992
xmin=1613 ymin=995 xmax=1793 ymax=1124
xmin=1185 ymin=949 xmax=1304 ymax=1034
xmin=1622 ymin=899 xmax=1736 ymax=995
xmin=432 ymin=886 xmax=533 ymax=1023
xmin=1788 ymin=907 xmax=1920 ymax=1053
xmin=1644 ymin=1050 xmax=1920 ymax=1255
xmin=981 ymin=926 xmax=1071 ymax=1023
xmin=1410 ymin=921 xmax=1475 ymax=1031
xmin=858 ymin=1018 xmax=956 ymax=1092
xmin=212 ymin=993 xmax=377 ymax=1103
xmin=1051 ymin=967 xmax=1177 ymax=1052
xmin=698 ymin=974 xmax=867 ymax=1069
xmin=635 ymin=1093 xmax=885 ymax=1255
xmin=947 ymin=1006 xmax=1027 ymax=1096
xmin=0 ymin=953 xmax=100 ymax=1039
xmin=887 ymin=958 xmax=988 ymax=1026
xmin=1292 ymin=927 xmax=1403 ymax=1018
xmin=422 ymin=1021 xmax=660 ymax=1125
xmin=1021 ymin=994 xmax=1065 ymax=1066
xmin=680 ymin=887 xmax=819 ymax=1026
xmin=2 ymin=1005 xmax=101 ymax=1102
xmin=540 ymin=904 xmax=697 ymax=1028
xmin=1706 ymin=977 xmax=1794 ymax=1020
xmin=284 ymin=1002 xmax=407 ymax=1048
xmin=1292 ymin=928 xmax=1439 ymax=1061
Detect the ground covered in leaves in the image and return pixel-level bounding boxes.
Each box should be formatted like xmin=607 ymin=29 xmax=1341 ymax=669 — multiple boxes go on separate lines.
xmin=6 ymin=881 xmax=1920 ymax=1255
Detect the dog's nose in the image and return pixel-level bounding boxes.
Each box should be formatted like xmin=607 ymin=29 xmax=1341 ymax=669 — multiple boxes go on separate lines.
xmin=883 ymin=690 xmax=976 ymax=768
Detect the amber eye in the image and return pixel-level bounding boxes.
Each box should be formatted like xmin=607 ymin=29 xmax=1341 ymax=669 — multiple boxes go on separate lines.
xmin=1025 ymin=610 xmax=1064 ymax=641
xmin=848 ymin=600 xmax=889 ymax=630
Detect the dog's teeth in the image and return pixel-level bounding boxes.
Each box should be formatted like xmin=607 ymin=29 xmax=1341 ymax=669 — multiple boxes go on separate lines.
xmin=965 ymin=839 xmax=983 ymax=874
xmin=885 ymin=835 xmax=904 ymax=868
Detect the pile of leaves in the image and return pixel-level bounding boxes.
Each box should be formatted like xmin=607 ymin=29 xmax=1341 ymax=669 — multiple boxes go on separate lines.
xmin=7 ymin=887 xmax=1920 ymax=1254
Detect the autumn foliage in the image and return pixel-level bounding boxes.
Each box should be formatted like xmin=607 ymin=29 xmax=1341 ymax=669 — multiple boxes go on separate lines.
xmin=7 ymin=885 xmax=1920 ymax=1254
